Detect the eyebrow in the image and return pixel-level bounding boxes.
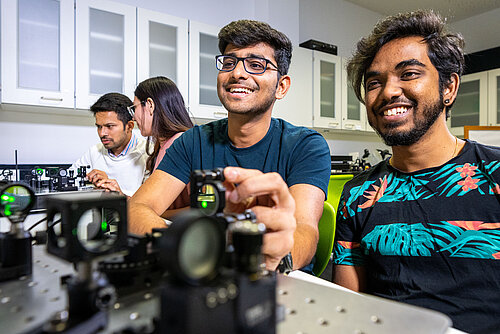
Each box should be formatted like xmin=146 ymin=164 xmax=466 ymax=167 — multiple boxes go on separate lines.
xmin=365 ymin=58 xmax=427 ymax=81
xmin=395 ymin=59 xmax=426 ymax=70
xmin=225 ymin=52 xmax=266 ymax=59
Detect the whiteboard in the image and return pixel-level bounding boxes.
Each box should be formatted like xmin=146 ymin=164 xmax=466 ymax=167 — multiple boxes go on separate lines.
xmin=464 ymin=126 xmax=500 ymax=147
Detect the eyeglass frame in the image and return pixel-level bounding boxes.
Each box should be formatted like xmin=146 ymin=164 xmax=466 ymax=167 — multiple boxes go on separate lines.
xmin=215 ymin=55 xmax=280 ymax=75
xmin=127 ymin=100 xmax=146 ymax=118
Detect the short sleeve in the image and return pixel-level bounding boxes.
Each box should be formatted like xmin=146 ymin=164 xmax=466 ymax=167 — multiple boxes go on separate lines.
xmin=333 ymin=191 xmax=367 ymax=266
xmin=286 ymin=132 xmax=331 ymax=198
xmin=157 ymin=128 xmax=195 ymax=184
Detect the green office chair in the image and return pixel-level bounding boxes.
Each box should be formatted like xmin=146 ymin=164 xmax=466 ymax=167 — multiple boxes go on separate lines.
xmin=327 ymin=174 xmax=354 ymax=211
xmin=312 ymin=201 xmax=336 ymax=276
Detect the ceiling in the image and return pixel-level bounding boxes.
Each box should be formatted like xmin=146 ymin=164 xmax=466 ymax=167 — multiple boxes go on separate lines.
xmin=343 ymin=0 xmax=500 ymax=22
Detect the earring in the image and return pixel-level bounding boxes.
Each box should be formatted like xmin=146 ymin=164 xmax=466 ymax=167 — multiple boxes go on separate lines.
xmin=444 ymin=99 xmax=450 ymax=104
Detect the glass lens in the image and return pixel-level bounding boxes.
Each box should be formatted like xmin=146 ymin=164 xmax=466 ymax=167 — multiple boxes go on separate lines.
xmin=127 ymin=105 xmax=135 ymax=117
xmin=178 ymin=219 xmax=222 ymax=279
xmin=244 ymin=57 xmax=266 ymax=74
xmin=217 ymin=56 xmax=236 ymax=71
xmin=0 ymin=186 xmax=32 ymax=216
xmin=76 ymin=208 xmax=118 ymax=253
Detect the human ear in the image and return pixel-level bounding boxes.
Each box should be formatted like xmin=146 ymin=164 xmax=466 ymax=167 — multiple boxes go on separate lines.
xmin=146 ymin=97 xmax=155 ymax=116
xmin=275 ymin=75 xmax=291 ymax=100
xmin=443 ymin=73 xmax=459 ymax=106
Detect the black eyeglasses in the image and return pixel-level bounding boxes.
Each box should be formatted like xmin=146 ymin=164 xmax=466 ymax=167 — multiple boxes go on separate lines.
xmin=215 ymin=55 xmax=279 ymax=75
xmin=127 ymin=100 xmax=146 ymax=117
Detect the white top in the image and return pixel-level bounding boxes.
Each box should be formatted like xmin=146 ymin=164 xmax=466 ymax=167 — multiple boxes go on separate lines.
xmin=71 ymin=133 xmax=148 ymax=196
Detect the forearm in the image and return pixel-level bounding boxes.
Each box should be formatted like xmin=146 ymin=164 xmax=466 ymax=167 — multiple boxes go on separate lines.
xmin=291 ymin=223 xmax=319 ymax=269
xmin=128 ymin=201 xmax=168 ymax=235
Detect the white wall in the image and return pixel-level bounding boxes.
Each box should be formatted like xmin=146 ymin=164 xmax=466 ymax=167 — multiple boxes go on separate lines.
xmin=298 ymin=0 xmax=383 ymax=58
xmin=450 ymin=7 xmax=500 ymax=53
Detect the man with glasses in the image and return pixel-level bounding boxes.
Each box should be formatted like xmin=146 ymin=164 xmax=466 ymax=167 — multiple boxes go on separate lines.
xmin=128 ymin=20 xmax=331 ymax=272
xmin=71 ymin=92 xmax=148 ymax=197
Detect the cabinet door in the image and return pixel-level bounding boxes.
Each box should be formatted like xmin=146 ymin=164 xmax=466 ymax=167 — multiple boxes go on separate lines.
xmin=272 ymin=47 xmax=313 ymax=127
xmin=188 ymin=21 xmax=227 ymax=120
xmin=488 ymin=69 xmax=500 ymax=126
xmin=1 ymin=0 xmax=74 ymax=108
xmin=312 ymin=51 xmax=342 ymax=129
xmin=341 ymin=58 xmax=365 ymax=131
xmin=448 ymin=72 xmax=488 ymax=136
xmin=76 ymin=0 xmax=136 ymax=109
xmin=137 ymin=9 xmax=188 ymax=102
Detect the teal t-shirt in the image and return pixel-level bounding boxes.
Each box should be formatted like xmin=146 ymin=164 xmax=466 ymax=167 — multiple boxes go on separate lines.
xmin=158 ymin=118 xmax=331 ymax=197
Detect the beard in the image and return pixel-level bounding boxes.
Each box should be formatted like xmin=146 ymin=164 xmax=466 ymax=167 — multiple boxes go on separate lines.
xmin=371 ymin=96 xmax=445 ymax=147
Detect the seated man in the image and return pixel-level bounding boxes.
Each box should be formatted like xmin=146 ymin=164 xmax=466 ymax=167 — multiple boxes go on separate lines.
xmin=333 ymin=10 xmax=500 ymax=334
xmin=128 ymin=20 xmax=331 ymax=271
xmin=72 ymin=93 xmax=148 ymax=197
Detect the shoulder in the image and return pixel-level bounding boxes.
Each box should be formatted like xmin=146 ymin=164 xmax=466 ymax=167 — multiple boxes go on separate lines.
xmin=274 ymin=118 xmax=328 ymax=147
xmin=344 ymin=161 xmax=390 ymax=190
xmin=466 ymin=140 xmax=500 ymax=159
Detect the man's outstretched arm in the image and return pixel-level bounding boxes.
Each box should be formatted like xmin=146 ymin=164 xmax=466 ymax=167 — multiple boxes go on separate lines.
xmin=128 ymin=169 xmax=186 ymax=235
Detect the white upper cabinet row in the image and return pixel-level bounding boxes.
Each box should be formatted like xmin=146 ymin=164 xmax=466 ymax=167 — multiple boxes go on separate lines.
xmin=448 ymin=69 xmax=500 ymax=136
xmin=0 ymin=0 xmax=213 ymax=117
xmin=275 ymin=49 xmax=369 ymax=130
xmin=1 ymin=0 xmax=372 ymax=131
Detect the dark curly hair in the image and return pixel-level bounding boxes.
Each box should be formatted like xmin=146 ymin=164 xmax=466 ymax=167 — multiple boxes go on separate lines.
xmin=347 ymin=10 xmax=465 ymax=118
xmin=218 ymin=19 xmax=292 ymax=77
xmin=90 ymin=92 xmax=133 ymax=128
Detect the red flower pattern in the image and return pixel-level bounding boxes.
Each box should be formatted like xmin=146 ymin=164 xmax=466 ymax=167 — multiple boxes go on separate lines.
xmin=455 ymin=163 xmax=477 ymax=178
xmin=457 ymin=176 xmax=479 ymax=192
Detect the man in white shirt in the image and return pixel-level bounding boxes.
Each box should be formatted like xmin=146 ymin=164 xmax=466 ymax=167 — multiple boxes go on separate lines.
xmin=71 ymin=93 xmax=148 ymax=196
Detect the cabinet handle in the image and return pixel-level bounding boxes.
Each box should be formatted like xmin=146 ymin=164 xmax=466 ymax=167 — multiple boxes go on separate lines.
xmin=344 ymin=123 xmax=355 ymax=129
xmin=40 ymin=96 xmax=63 ymax=102
xmin=213 ymin=111 xmax=228 ymax=118
xmin=328 ymin=122 xmax=339 ymax=128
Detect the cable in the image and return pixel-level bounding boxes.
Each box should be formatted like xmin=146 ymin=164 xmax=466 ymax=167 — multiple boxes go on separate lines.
xmin=27 ymin=216 xmax=48 ymax=232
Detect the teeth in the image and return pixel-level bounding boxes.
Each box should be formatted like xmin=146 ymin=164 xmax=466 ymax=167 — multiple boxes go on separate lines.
xmin=230 ymin=87 xmax=253 ymax=94
xmin=384 ymin=107 xmax=408 ymax=116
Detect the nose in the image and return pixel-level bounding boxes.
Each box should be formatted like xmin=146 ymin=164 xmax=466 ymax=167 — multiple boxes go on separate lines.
xmin=380 ymin=77 xmax=403 ymax=101
xmin=231 ymin=59 xmax=249 ymax=79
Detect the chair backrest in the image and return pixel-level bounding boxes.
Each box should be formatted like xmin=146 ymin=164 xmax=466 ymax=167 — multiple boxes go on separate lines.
xmin=327 ymin=174 xmax=354 ymax=211
xmin=312 ymin=201 xmax=336 ymax=276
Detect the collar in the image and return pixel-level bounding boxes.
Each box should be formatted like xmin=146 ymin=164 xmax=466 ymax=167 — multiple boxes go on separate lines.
xmin=108 ymin=133 xmax=137 ymax=158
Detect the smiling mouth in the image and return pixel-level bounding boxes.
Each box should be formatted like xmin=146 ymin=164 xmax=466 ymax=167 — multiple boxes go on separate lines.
xmin=229 ymin=87 xmax=254 ymax=94
xmin=383 ymin=106 xmax=408 ymax=116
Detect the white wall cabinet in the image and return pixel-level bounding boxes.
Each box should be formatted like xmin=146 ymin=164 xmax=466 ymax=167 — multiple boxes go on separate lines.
xmin=75 ymin=0 xmax=136 ymax=109
xmin=448 ymin=71 xmax=489 ymax=136
xmin=312 ymin=51 xmax=342 ymax=129
xmin=487 ymin=68 xmax=500 ymax=126
xmin=188 ymin=21 xmax=227 ymax=120
xmin=1 ymin=0 xmax=75 ymax=108
xmin=341 ymin=58 xmax=366 ymax=131
xmin=137 ymin=9 xmax=189 ymax=101
xmin=273 ymin=47 xmax=313 ymax=127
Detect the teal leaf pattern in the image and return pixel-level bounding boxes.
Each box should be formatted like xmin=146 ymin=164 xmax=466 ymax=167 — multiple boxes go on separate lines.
xmin=333 ymin=243 xmax=366 ymax=266
xmin=343 ymin=160 xmax=500 ymax=218
xmin=362 ymin=223 xmax=435 ymax=256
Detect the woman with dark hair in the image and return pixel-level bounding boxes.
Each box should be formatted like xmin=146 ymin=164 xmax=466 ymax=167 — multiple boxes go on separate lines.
xmin=130 ymin=76 xmax=193 ymax=173
xmin=97 ymin=77 xmax=193 ymax=213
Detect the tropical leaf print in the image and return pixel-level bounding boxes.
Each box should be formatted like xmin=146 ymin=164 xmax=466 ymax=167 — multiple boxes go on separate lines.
xmin=362 ymin=223 xmax=435 ymax=256
xmin=429 ymin=221 xmax=500 ymax=259
xmin=333 ymin=242 xmax=365 ymax=266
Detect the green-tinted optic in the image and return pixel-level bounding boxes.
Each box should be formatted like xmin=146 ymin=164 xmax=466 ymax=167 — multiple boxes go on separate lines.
xmin=101 ymin=221 xmax=108 ymax=232
xmin=4 ymin=205 xmax=12 ymax=216
xmin=72 ymin=228 xmax=78 ymax=236
xmin=1 ymin=194 xmax=9 ymax=201
xmin=201 ymin=201 xmax=208 ymax=208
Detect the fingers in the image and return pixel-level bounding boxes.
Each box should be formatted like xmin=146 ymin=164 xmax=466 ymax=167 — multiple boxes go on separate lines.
xmin=226 ymin=170 xmax=294 ymax=212
xmin=95 ymin=179 xmax=123 ymax=195
xmin=223 ymin=167 xmax=296 ymax=271
xmin=86 ymin=169 xmax=108 ymax=184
